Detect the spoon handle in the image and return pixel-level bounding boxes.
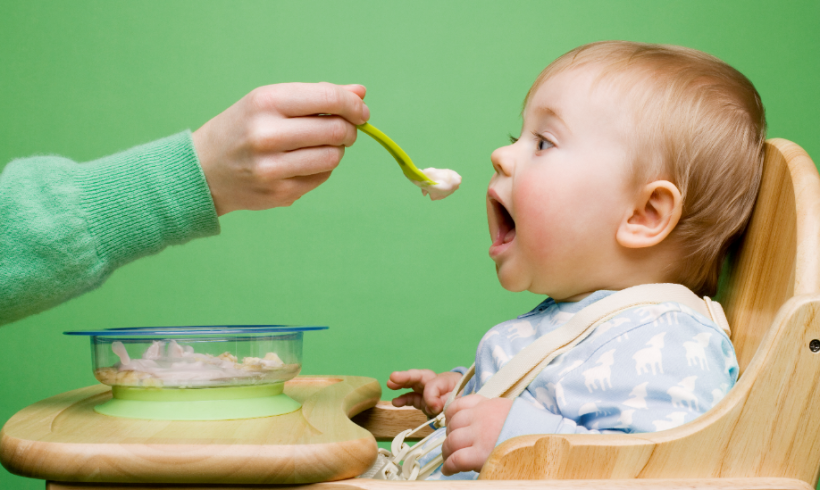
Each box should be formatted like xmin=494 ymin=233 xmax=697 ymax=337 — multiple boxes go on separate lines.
xmin=357 ymin=123 xmax=435 ymax=184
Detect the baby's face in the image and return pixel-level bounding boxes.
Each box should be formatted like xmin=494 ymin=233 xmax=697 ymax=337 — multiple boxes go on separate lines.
xmin=486 ymin=66 xmax=637 ymax=300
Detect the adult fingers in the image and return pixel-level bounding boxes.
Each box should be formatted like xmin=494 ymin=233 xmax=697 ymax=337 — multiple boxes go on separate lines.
xmin=254 ymin=146 xmax=343 ymax=181
xmin=441 ymin=446 xmax=484 ymax=476
xmin=251 ymin=82 xmax=370 ymax=125
xmin=241 ymin=170 xmax=333 ymax=210
xmin=251 ymin=115 xmax=358 ymax=153
xmin=276 ymin=171 xmax=334 ymax=206
xmin=342 ymin=84 xmax=367 ymax=100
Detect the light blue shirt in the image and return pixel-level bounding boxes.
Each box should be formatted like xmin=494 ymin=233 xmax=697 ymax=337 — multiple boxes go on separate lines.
xmin=422 ymin=290 xmax=738 ymax=480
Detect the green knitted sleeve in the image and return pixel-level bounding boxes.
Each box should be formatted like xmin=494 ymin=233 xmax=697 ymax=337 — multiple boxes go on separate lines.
xmin=0 ymin=131 xmax=220 ymax=326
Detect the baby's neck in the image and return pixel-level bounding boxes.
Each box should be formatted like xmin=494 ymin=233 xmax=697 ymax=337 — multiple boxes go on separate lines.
xmin=554 ymin=290 xmax=597 ymax=303
xmin=547 ymin=239 xmax=685 ymax=304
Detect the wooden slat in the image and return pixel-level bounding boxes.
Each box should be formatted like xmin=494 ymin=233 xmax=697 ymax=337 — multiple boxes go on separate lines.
xmin=351 ymin=401 xmax=432 ymax=441
xmin=721 ymin=140 xmax=786 ymax=374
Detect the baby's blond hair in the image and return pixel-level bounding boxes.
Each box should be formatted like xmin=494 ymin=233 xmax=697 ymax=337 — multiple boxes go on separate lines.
xmin=527 ymin=41 xmax=766 ymax=296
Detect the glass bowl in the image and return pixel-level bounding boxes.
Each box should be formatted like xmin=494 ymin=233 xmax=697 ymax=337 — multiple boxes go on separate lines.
xmin=64 ymin=325 xmax=328 ymax=420
xmin=66 ymin=325 xmax=327 ymax=389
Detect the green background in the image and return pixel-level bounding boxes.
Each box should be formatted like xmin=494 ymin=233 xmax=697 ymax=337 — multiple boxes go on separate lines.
xmin=1 ymin=1 xmax=818 ymax=489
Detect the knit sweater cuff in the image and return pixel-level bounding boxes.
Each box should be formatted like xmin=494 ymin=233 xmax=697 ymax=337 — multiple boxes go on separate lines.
xmin=74 ymin=131 xmax=220 ymax=270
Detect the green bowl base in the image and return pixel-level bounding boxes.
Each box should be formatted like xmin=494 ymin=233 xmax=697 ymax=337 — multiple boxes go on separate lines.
xmin=94 ymin=383 xmax=301 ymax=421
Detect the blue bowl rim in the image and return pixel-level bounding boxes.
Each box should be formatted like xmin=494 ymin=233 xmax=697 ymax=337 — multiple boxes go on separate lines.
xmin=64 ymin=325 xmax=329 ymax=336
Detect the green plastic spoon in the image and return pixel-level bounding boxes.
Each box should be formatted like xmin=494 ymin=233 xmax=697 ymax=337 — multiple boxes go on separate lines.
xmin=357 ymin=122 xmax=438 ymax=185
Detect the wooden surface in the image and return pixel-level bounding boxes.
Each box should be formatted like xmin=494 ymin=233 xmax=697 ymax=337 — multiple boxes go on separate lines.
xmin=1 ymin=376 xmax=380 ymax=485
xmin=45 ymin=476 xmax=815 ymax=490
xmin=719 ymin=139 xmax=820 ymax=375
xmin=351 ymin=401 xmax=433 ymax=441
xmin=480 ymin=140 xmax=820 ymax=485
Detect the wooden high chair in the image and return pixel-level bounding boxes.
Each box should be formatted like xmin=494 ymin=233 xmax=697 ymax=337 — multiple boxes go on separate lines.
xmin=10 ymin=139 xmax=820 ymax=490
xmin=348 ymin=138 xmax=820 ymax=490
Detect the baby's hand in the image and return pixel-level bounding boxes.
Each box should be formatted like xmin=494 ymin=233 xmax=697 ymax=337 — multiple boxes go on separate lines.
xmin=440 ymin=394 xmax=513 ymax=476
xmin=193 ymin=82 xmax=369 ymax=215
xmin=387 ymin=370 xmax=462 ymax=416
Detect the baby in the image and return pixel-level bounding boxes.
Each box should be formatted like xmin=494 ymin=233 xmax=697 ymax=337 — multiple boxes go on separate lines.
xmin=387 ymin=41 xmax=766 ymax=480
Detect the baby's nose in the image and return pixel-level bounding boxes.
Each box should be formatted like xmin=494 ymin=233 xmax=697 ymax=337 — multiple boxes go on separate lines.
xmin=491 ymin=145 xmax=514 ymax=176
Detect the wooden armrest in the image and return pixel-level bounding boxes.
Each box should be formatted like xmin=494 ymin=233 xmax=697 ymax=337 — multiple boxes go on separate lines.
xmin=351 ymin=401 xmax=433 ymax=441
xmin=480 ymin=431 xmax=654 ymax=480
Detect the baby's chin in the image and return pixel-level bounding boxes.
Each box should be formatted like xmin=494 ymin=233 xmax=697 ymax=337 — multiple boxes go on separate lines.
xmin=494 ymin=263 xmax=530 ymax=293
xmin=495 ymin=264 xmax=569 ymax=297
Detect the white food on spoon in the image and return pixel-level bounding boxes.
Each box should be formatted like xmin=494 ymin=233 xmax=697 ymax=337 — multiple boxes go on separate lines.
xmin=414 ymin=168 xmax=462 ymax=201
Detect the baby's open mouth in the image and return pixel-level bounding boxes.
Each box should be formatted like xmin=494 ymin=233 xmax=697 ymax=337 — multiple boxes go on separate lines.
xmin=491 ymin=198 xmax=516 ymax=246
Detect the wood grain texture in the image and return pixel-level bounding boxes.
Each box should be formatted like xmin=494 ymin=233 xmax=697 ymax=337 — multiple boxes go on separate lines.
xmin=45 ymin=476 xmax=815 ymax=490
xmin=480 ymin=141 xmax=820 ymax=485
xmin=1 ymin=376 xmax=380 ymax=485
xmin=351 ymin=401 xmax=433 ymax=441
xmin=721 ymin=139 xmax=796 ymax=374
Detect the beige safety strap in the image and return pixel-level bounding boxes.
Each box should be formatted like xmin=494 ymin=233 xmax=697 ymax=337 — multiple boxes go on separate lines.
xmin=704 ymin=296 xmax=731 ymax=336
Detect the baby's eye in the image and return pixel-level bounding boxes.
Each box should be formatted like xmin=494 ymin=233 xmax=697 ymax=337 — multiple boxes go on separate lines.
xmin=508 ymin=134 xmax=519 ymax=144
xmin=537 ymin=137 xmax=554 ymax=151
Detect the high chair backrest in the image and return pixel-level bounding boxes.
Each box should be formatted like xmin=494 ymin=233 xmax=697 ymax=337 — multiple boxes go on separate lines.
xmin=719 ymin=138 xmax=820 ymax=374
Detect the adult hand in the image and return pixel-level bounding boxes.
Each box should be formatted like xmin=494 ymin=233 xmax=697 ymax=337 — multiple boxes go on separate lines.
xmin=192 ymin=82 xmax=370 ymax=215
xmin=388 ymin=370 xmax=462 ymax=416
xmin=440 ymin=394 xmax=513 ymax=476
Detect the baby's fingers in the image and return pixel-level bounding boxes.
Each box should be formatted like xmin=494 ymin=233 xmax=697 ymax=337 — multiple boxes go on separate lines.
xmin=441 ymin=445 xmax=484 ymax=476
xmin=423 ymin=385 xmax=449 ymax=415
xmin=423 ymin=395 xmax=444 ymax=416
xmin=444 ymin=394 xmax=485 ymax=423
xmin=387 ymin=369 xmax=436 ymax=392
xmin=391 ymin=392 xmax=425 ymax=411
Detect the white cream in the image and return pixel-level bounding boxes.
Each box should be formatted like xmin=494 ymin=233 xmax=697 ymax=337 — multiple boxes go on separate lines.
xmin=414 ymin=168 xmax=461 ymax=201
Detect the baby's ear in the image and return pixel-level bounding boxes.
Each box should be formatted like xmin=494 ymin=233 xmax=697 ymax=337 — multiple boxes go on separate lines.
xmin=616 ymin=180 xmax=682 ymax=249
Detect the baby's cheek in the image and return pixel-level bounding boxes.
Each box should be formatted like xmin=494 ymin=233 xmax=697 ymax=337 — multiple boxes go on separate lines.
xmin=515 ymin=193 xmax=563 ymax=255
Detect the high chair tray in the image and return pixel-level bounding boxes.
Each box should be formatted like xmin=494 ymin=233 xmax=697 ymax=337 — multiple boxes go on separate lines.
xmin=0 ymin=375 xmax=380 ymax=485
